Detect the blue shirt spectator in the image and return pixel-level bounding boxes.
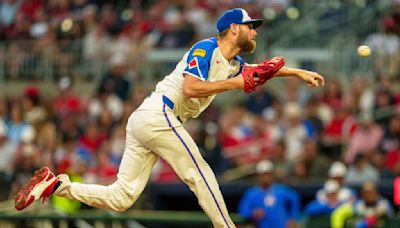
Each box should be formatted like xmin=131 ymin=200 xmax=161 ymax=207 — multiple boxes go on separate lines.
xmin=238 ymin=160 xmax=300 ymax=228
xmin=98 ymin=54 xmax=131 ymax=101
xmin=305 ymin=180 xmax=343 ymax=217
xmin=245 ymin=88 xmax=274 ymax=114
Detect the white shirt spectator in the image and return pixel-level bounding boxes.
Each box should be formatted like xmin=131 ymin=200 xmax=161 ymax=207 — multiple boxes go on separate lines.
xmin=346 ymin=163 xmax=379 ymax=185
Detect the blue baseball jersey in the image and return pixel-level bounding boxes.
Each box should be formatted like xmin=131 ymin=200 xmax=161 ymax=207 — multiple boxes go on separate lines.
xmin=238 ymin=184 xmax=300 ymax=228
xmin=154 ymin=37 xmax=244 ymax=122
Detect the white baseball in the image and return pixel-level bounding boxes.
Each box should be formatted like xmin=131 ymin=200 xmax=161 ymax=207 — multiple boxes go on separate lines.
xmin=357 ymin=45 xmax=371 ymax=57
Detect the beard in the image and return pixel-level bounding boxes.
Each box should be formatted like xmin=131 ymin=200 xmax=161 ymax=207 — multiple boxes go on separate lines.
xmin=237 ymin=31 xmax=256 ymax=53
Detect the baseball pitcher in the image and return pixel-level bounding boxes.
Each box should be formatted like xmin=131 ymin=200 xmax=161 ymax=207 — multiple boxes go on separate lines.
xmin=15 ymin=8 xmax=324 ymax=228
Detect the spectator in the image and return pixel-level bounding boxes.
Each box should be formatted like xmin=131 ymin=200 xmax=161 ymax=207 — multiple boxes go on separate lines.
xmin=6 ymin=101 xmax=32 ymax=147
xmin=383 ymin=142 xmax=400 ymax=179
xmin=282 ymin=102 xmax=309 ymax=162
xmin=270 ymin=140 xmax=291 ymax=181
xmin=79 ymin=120 xmax=107 ymax=154
xmin=342 ymin=76 xmax=374 ymax=116
xmin=55 ymin=133 xmax=91 ymax=175
xmin=238 ymin=160 xmax=300 ymax=228
xmin=291 ymin=159 xmax=308 ymax=180
xmin=108 ymin=24 xmax=130 ymax=61
xmin=156 ymin=5 xmax=195 ymax=48
xmin=322 ymin=105 xmax=356 ymax=160
xmin=8 ymin=11 xmax=32 ymax=40
xmin=53 ymin=76 xmax=81 ymax=120
xmin=0 ymin=0 xmax=22 ymax=28
xmin=47 ymin=0 xmax=71 ymax=25
xmin=184 ymin=2 xmax=217 ymax=39
xmin=29 ymin=8 xmax=49 ymax=39
xmin=109 ymin=124 xmax=125 ymax=165
xmin=305 ymin=180 xmax=343 ymax=216
xmin=344 ymin=113 xmax=383 ymax=164
xmin=279 ymin=77 xmax=311 ymax=107
xmin=225 ymin=114 xmax=275 ymax=165
xmin=298 ymin=139 xmax=330 ymax=179
xmin=332 ymin=181 xmax=393 ymax=228
xmin=364 ymin=16 xmax=400 ymax=79
xmin=380 ymin=114 xmax=400 ymax=154
xmin=97 ymin=107 xmax=114 ymax=133
xmin=53 ymin=76 xmax=82 ymax=138
xmin=219 ymin=104 xmax=252 ymax=166
xmin=13 ymin=125 xmax=41 ymax=176
xmin=262 ymin=105 xmax=283 ymax=143
xmin=95 ymin=141 xmax=118 ymax=184
xmin=18 ymin=0 xmax=44 ymax=22
xmin=88 ymin=83 xmax=124 ymax=122
xmin=82 ymin=23 xmax=110 ymax=77
xmin=36 ymin=121 xmax=58 ymax=171
xmin=21 ymin=86 xmax=47 ymax=126
xmin=245 ymin=87 xmax=275 ymax=114
xmin=346 ymin=154 xmax=379 ymax=185
xmin=373 ymin=87 xmax=395 ymax=127
xmin=303 ymin=97 xmax=325 ymax=140
xmin=320 ymin=78 xmax=343 ymax=111
xmin=97 ymin=54 xmax=131 ymax=101
xmin=317 ymin=161 xmax=355 ymax=203
xmin=81 ymin=4 xmax=98 ymax=32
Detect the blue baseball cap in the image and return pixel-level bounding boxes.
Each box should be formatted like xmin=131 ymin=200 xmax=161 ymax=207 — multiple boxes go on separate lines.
xmin=217 ymin=8 xmax=263 ymax=33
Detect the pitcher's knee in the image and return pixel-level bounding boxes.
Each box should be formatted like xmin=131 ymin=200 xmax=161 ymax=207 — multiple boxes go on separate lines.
xmin=112 ymin=202 xmax=132 ymax=212
xmin=107 ymin=182 xmax=135 ymax=212
xmin=107 ymin=195 xmax=134 ymax=212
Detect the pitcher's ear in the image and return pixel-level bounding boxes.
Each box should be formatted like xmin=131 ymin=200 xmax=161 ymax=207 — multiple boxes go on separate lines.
xmin=230 ymin=24 xmax=240 ymax=35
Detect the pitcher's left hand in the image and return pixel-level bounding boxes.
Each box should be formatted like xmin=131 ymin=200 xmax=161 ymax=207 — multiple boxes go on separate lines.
xmin=298 ymin=70 xmax=325 ymax=87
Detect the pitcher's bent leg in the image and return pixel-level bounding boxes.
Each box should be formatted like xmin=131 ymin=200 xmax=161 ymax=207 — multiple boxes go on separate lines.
xmin=142 ymin=125 xmax=235 ymax=227
xmin=55 ymin=130 xmax=158 ymax=212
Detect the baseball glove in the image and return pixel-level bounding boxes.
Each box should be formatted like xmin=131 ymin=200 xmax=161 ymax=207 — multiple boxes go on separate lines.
xmin=242 ymin=56 xmax=285 ymax=93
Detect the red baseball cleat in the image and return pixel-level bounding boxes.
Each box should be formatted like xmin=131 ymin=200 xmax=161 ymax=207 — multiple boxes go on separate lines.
xmin=14 ymin=167 xmax=59 ymax=211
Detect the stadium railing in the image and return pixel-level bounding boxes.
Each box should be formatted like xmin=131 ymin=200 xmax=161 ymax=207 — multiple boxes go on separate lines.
xmin=0 ymin=209 xmax=245 ymax=227
xmin=302 ymin=215 xmax=400 ymax=228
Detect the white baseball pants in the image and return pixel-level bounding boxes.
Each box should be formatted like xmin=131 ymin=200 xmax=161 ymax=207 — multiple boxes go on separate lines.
xmin=55 ymin=93 xmax=235 ymax=228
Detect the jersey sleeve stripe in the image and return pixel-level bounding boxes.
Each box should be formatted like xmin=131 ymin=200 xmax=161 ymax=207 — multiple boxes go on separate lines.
xmin=183 ymin=71 xmax=206 ymax=81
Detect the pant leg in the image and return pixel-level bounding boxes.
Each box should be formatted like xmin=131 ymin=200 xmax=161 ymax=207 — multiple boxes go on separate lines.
xmin=133 ymin=109 xmax=235 ymax=228
xmin=55 ymin=128 xmax=158 ymax=212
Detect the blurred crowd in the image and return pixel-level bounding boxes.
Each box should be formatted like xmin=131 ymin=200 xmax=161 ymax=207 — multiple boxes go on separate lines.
xmin=238 ymin=160 xmax=394 ymax=227
xmin=0 ymin=0 xmax=292 ymax=80
xmin=217 ymin=72 xmax=400 ymax=178
xmin=1 ymin=0 xmax=400 ymax=226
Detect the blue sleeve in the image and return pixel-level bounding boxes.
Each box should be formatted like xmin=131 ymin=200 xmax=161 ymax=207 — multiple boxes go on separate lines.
xmin=183 ymin=39 xmax=216 ymax=81
xmin=304 ymin=201 xmax=334 ymax=216
xmin=284 ymin=187 xmax=301 ymax=220
xmin=238 ymin=189 xmax=256 ymax=219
